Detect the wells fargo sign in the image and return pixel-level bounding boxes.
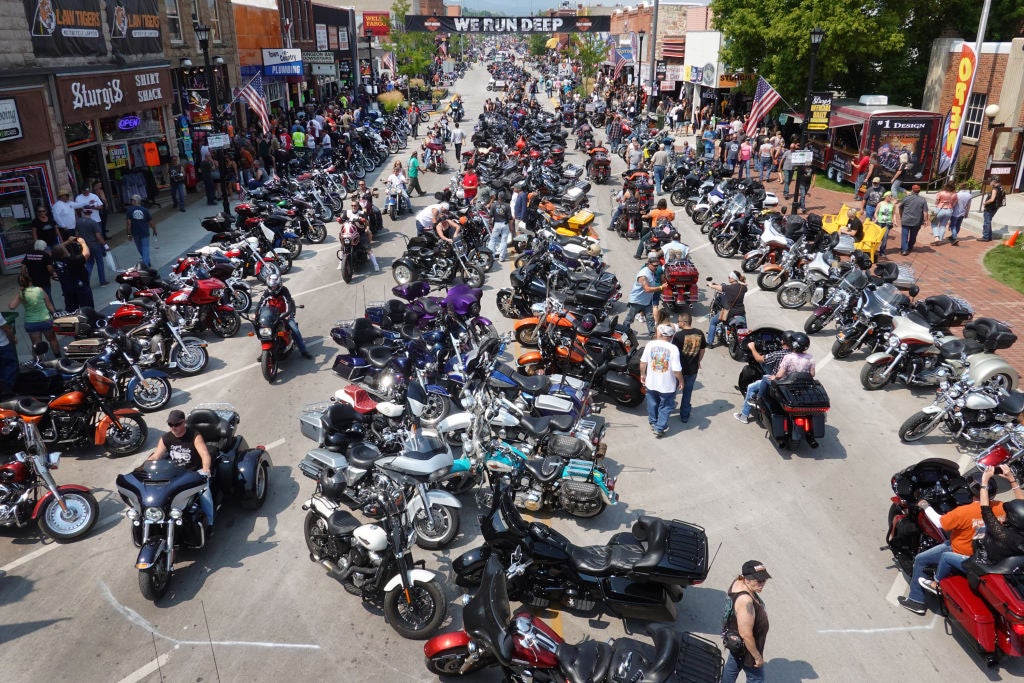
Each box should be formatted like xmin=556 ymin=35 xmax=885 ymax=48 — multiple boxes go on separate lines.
xmin=362 ymin=11 xmax=390 ymax=37
xmin=55 ymin=67 xmax=173 ymax=124
xmin=937 ymin=43 xmax=977 ymax=174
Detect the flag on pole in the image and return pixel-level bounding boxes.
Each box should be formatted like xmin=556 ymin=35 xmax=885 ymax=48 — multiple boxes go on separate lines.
xmin=239 ymin=72 xmax=271 ymax=135
xmin=745 ymin=77 xmax=782 ymax=137
xmin=613 ymin=49 xmax=626 ymax=81
xmin=382 ymin=51 xmax=395 ymax=73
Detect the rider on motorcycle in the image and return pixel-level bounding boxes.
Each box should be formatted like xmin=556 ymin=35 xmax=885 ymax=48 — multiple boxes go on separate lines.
xmin=434 ymin=204 xmax=462 ymax=243
xmin=345 ymin=200 xmax=379 ymax=271
xmin=976 ymin=466 xmax=1024 ymax=566
xmin=734 ymin=331 xmax=814 ymax=424
xmin=260 ymin=274 xmax=312 ymax=358
xmin=385 ymin=162 xmax=410 ymax=211
xmin=147 ymin=409 xmax=215 ymax=527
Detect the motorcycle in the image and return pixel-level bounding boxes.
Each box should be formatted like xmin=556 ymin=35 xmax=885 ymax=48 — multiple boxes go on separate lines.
xmin=115 ymin=404 xmax=271 ymax=600
xmin=245 ymin=301 xmax=305 ymax=383
xmin=898 ymin=376 xmax=1024 ymax=444
xmin=381 ymin=178 xmax=410 ymax=221
xmin=831 ymin=281 xmax=915 ymax=359
xmin=303 ymin=469 xmax=447 ymax=639
xmin=392 ymin=235 xmax=485 ymax=289
xmin=707 ymin=277 xmax=750 ymax=362
xmin=424 ymin=555 xmax=724 ymax=680
xmin=164 ymin=271 xmax=241 ymax=338
xmin=337 ymin=218 xmax=370 ymax=284
xmin=0 ymin=400 xmax=98 ymax=541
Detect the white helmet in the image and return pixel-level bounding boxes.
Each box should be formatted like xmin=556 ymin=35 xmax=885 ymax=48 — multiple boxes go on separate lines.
xmin=352 ymin=523 xmax=388 ymax=551
xmin=266 ymin=273 xmax=282 ymax=293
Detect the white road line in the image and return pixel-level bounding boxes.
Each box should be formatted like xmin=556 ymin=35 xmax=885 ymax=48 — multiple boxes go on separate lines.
xmin=0 ymin=511 xmax=122 ymax=574
xmin=819 ymin=615 xmax=939 ymax=634
xmin=185 ymin=362 xmax=258 ymax=391
xmin=100 ymin=581 xmax=320 ymax=650
xmin=293 ymin=280 xmax=344 ymax=298
xmin=117 ymin=653 xmax=171 ymax=683
xmin=885 ymin=574 xmax=909 ymax=606
xmin=263 ymin=438 xmax=286 ymax=450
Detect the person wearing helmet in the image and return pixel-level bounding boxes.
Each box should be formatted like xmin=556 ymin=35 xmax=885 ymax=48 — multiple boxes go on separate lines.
xmin=973 ymin=466 xmax=1024 ymax=568
xmin=734 ymin=334 xmax=792 ymax=424
xmin=899 ymin=469 xmax=1015 ymax=615
xmin=259 ymin=274 xmax=312 ymax=358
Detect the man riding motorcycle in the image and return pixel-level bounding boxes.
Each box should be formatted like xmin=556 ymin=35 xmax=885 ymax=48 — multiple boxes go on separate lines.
xmin=260 ymin=274 xmax=312 ymax=359
xmin=147 ymin=409 xmax=215 ymax=528
xmin=346 ymin=199 xmax=380 ymax=271
xmin=735 ymin=331 xmax=814 ymax=423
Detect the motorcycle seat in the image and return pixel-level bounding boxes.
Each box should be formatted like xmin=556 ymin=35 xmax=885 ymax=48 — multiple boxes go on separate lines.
xmin=569 ymin=543 xmax=644 ymax=576
xmin=497 ymin=364 xmax=550 ymax=394
xmin=524 ymin=455 xmax=563 ymax=484
xmin=998 ymin=391 xmax=1024 ymax=416
xmin=188 ymin=409 xmax=235 ymax=447
xmin=327 ymin=509 xmax=361 ymax=537
xmin=591 ymin=316 xmax=618 ymax=337
xmin=55 ymin=358 xmax=85 ymax=375
xmin=556 ymin=640 xmax=613 ymax=683
xmin=519 ymin=413 xmax=575 ymax=437
xmin=346 ymin=441 xmax=383 ymax=469
xmin=418 ymin=298 xmax=442 ymax=315
xmin=365 ymin=345 xmax=399 ymax=369
xmin=937 ymin=339 xmax=968 ymax=360
xmin=0 ymin=396 xmax=48 ymax=417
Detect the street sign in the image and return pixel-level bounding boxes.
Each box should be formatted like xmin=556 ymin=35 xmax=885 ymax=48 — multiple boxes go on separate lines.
xmin=207 ymin=133 xmax=231 ymax=150
xmin=791 ymin=150 xmax=813 ymax=165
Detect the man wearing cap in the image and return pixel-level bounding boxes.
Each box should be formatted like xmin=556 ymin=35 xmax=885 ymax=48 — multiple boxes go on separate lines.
xmin=897 ymin=185 xmax=928 ymax=255
xmin=52 ymin=188 xmax=82 ymax=239
xmin=723 ymin=561 xmax=771 ymax=682
xmin=862 ymin=177 xmax=884 ymax=220
xmin=640 ymin=324 xmax=683 ymax=437
xmin=147 ymin=409 xmax=216 ymax=528
xmin=626 ymin=255 xmax=662 ymax=338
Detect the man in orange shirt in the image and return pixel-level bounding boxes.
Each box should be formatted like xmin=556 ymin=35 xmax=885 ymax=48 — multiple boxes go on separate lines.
xmin=899 ymin=472 xmax=1023 ymax=615
xmin=635 ymin=199 xmax=676 ymax=259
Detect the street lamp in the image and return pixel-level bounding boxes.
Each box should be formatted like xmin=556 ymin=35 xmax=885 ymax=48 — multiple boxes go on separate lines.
xmin=636 ymin=30 xmax=645 ymax=113
xmin=195 ymin=24 xmax=232 ymax=217
xmin=794 ymin=26 xmax=825 ymax=215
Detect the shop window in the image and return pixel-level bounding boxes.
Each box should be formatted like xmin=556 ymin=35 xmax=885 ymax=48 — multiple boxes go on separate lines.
xmin=64 ymin=121 xmax=97 ymax=148
xmin=99 ymin=109 xmax=166 ymax=143
xmin=206 ymin=0 xmax=221 ymax=43
xmin=962 ymin=92 xmax=986 ymax=142
xmin=0 ymin=165 xmax=52 ymax=270
xmin=992 ymin=131 xmax=1019 ymax=162
xmin=165 ymin=0 xmax=183 ymax=42
xmin=831 ymin=125 xmax=860 ymax=155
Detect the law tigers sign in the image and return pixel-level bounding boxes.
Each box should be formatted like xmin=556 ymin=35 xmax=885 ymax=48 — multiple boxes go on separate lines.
xmin=404 ymin=15 xmax=610 ymax=34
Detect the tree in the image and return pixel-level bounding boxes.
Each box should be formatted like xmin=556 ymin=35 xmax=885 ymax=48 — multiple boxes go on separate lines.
xmin=566 ymin=33 xmax=610 ymax=95
xmin=528 ymin=34 xmax=550 ymax=57
xmin=710 ymin=0 xmax=1024 ymax=109
xmin=382 ymin=0 xmax=436 ymax=82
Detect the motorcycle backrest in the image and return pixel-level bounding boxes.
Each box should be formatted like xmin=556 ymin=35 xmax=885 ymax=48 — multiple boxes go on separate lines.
xmin=392 ymin=280 xmax=432 ymax=301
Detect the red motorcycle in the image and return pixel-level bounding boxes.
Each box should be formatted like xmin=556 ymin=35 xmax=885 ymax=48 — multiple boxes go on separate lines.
xmin=245 ymin=297 xmax=304 ymax=383
xmin=165 ymin=275 xmax=241 ymax=338
xmin=887 ymin=458 xmax=1024 ymax=668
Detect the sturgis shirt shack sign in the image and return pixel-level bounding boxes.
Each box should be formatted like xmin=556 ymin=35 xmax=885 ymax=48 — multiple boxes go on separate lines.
xmin=55 ymin=67 xmax=174 ymax=124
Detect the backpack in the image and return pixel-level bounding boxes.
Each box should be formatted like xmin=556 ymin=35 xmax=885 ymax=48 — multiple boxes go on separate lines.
xmin=995 ymin=186 xmax=1006 ymax=209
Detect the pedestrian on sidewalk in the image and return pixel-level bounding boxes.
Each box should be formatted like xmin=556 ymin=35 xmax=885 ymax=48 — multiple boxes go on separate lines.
xmin=890 ymin=150 xmax=910 ymax=199
xmin=126 ymin=195 xmax=157 ymax=268
xmin=75 ymin=181 xmax=105 ymax=238
xmin=722 ymin=561 xmax=771 ymax=683
xmin=0 ymin=317 xmax=17 ymax=396
xmin=52 ymin=234 xmax=94 ymax=311
xmin=407 ymin=151 xmax=425 ymax=196
xmin=851 ymin=149 xmax=870 ymax=199
xmin=75 ymin=209 xmax=109 ymax=286
xmin=9 ymin=273 xmax=61 ymax=359
xmin=950 ymin=184 xmax=972 ymax=244
xmin=876 ymin=191 xmax=896 ymax=258
xmin=650 ymin=147 xmax=670 ymax=195
xmin=980 ymin=178 xmax=1005 ymax=242
xmin=168 ymin=156 xmax=187 ymax=212
xmin=52 ymin=187 xmax=81 ymax=240
xmin=932 ymin=182 xmax=957 ymax=244
xmin=671 ymin=312 xmax=706 ymax=424
xmin=862 ymin=178 xmax=884 ymax=220
xmin=898 ymin=185 xmax=928 ymax=255
xmin=31 ymin=206 xmax=60 ymax=249
xmin=640 ymin=324 xmax=683 ymax=437
xmin=781 ymin=144 xmax=796 ymax=199
xmin=21 ymin=241 xmax=56 ymax=302
xmin=794 ymin=165 xmax=815 ymax=212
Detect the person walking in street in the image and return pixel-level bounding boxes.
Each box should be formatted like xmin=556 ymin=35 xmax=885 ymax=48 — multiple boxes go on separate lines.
xmin=875 ymin=191 xmax=897 ymax=258
xmin=640 ymin=324 xmax=683 ymax=437
xmin=980 ymin=177 xmax=1005 ymax=242
xmin=168 ymin=156 xmax=187 ymax=212
xmin=126 ymin=195 xmax=158 ymax=268
xmin=8 ymin=273 xmax=61 ymax=359
xmin=626 ymin=255 xmax=662 ymax=338
xmin=722 ymin=561 xmax=771 ymax=683
xmin=862 ymin=178 xmax=884 ymax=220
xmin=650 ymin=146 xmax=670 ymax=196
xmin=898 ymin=185 xmax=928 ymax=255
xmin=75 ymin=209 xmax=109 ymax=286
xmin=932 ymin=182 xmax=957 ymax=244
xmin=407 ymin=151 xmax=426 ymax=197
xmin=950 ymin=184 xmax=973 ymax=245
xmin=487 ymin=191 xmax=513 ymax=262
xmin=671 ymin=312 xmax=706 ymax=424
xmin=451 ymin=123 xmax=465 ymax=163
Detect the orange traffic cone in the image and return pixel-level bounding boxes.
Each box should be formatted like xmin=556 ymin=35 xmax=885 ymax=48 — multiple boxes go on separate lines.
xmin=1006 ymin=230 xmax=1020 ymax=247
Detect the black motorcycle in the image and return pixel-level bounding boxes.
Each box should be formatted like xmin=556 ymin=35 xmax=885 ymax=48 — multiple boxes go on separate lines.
xmin=115 ymin=404 xmax=270 ymax=600
xmin=245 ymin=302 xmax=304 ymax=382
xmin=452 ymin=474 xmax=709 ymax=622
xmin=392 ymin=235 xmax=485 ymax=289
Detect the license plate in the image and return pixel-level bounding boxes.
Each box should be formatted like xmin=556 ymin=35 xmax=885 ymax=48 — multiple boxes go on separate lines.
xmin=837 ymin=332 xmax=846 ymax=340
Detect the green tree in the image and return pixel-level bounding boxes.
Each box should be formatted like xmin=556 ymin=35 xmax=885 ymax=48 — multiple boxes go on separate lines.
xmin=382 ymin=0 xmax=435 ymax=82
xmin=528 ymin=34 xmax=550 ymax=57
xmin=710 ymin=0 xmax=1024 ymax=109
xmin=566 ymin=33 xmax=610 ymax=95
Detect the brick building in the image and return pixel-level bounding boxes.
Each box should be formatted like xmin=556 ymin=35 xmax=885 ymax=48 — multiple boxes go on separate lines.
xmin=924 ymin=38 xmax=1024 ymax=193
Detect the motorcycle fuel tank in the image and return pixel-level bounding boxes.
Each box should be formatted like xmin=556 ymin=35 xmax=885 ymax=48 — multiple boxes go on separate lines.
xmin=49 ymin=391 xmax=87 ymax=410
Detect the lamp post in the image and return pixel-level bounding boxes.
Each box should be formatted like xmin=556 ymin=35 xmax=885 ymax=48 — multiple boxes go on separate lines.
xmin=793 ymin=26 xmax=825 ymax=215
xmin=636 ymin=30 xmax=645 ymax=113
xmin=195 ymin=24 xmax=231 ymax=217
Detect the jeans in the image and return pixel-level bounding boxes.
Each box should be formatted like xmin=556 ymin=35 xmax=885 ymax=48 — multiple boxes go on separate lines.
xmin=908 ymin=541 xmax=950 ymax=603
xmin=901 ymin=224 xmax=921 ymax=253
xmin=759 ymin=158 xmax=771 ymax=182
xmin=132 ymin=234 xmax=150 ymax=268
xmin=646 ymin=388 xmax=676 ymax=433
xmin=782 ymin=169 xmax=793 ymax=198
xmin=85 ymin=247 xmax=106 ymax=284
xmin=738 ymin=159 xmax=750 ymax=179
xmin=797 ymin=184 xmax=809 ymax=211
xmin=741 ymin=377 xmax=770 ymax=418
xmin=891 ymin=178 xmax=903 ymax=199
xmin=625 ymin=301 xmax=655 ymax=336
xmin=288 ymin=317 xmax=308 ymax=354
xmin=937 ymin=551 xmax=969 ymax=581
xmin=707 ymin=316 xmax=729 ymax=345
xmin=488 ymin=221 xmax=511 ymax=260
xmin=170 ymin=183 xmax=186 ymax=210
xmin=204 ymin=174 xmax=216 ymax=204
xmin=610 ymin=204 xmax=624 ymax=231
xmin=723 ymin=653 xmax=765 ymax=683
xmin=949 ymin=214 xmax=965 ymax=240
xmin=678 ymin=373 xmax=698 ymax=421
xmin=864 ymin=203 xmax=878 ymax=220
xmin=0 ymin=342 xmax=17 ymax=394
xmin=853 ymin=173 xmax=866 ymax=197
xmin=652 ymin=165 xmax=666 ymax=195
xmin=982 ymin=209 xmax=996 ymax=240
xmin=878 ymin=224 xmax=893 ymax=256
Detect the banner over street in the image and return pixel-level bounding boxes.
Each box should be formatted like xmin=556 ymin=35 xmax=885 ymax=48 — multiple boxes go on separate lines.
xmin=404 ymin=15 xmax=610 ymax=33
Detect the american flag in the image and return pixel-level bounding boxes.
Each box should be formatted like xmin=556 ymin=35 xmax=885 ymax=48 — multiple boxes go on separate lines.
xmin=382 ymin=51 xmax=395 ymax=73
xmin=745 ymin=77 xmax=781 ymax=137
xmin=613 ymin=49 xmax=626 ymax=81
xmin=239 ymin=72 xmax=271 ymax=135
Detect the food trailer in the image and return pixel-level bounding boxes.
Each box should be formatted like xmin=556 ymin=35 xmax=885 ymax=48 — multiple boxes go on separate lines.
xmin=802 ymin=95 xmax=943 ymax=188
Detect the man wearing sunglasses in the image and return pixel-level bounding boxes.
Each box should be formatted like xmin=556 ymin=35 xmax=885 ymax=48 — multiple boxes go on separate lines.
xmin=147 ymin=409 xmax=216 ymax=528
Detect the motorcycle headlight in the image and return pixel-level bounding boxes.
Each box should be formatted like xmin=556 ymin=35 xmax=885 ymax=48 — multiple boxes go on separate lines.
xmin=899 ymin=343 xmax=909 ymax=351
xmin=169 ymin=508 xmax=183 ymax=520
xmin=343 ymin=238 xmax=352 ymax=245
xmin=126 ymin=509 xmax=140 ymax=520
xmin=429 ymin=466 xmax=451 ymax=481
xmin=259 ymin=327 xmax=273 ymax=339
xmin=144 ymin=507 xmax=164 ymax=522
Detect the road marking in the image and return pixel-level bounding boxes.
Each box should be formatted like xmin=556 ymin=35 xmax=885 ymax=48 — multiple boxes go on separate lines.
xmin=117 ymin=653 xmax=171 ymax=683
xmin=185 ymin=362 xmax=258 ymax=391
xmin=885 ymin=574 xmax=909 ymax=606
xmin=819 ymin=615 xmax=939 ymax=634
xmin=263 ymin=438 xmax=286 ymax=450
xmin=293 ymin=280 xmax=344 ymax=298
xmin=100 ymin=581 xmax=320 ymax=650
xmin=0 ymin=511 xmax=122 ymax=574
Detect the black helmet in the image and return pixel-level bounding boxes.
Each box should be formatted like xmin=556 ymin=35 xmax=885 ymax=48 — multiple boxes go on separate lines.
xmin=786 ymin=331 xmax=810 ymax=353
xmin=1004 ymin=499 xmax=1024 ymax=530
xmin=116 ymin=284 xmax=134 ymax=302
xmin=967 ymin=471 xmax=998 ymax=498
xmin=318 ymin=467 xmax=347 ymax=499
xmin=578 ymin=313 xmax=598 ymax=333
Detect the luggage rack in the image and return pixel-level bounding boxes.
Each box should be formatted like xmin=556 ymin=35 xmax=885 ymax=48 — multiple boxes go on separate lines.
xmin=191 ymin=403 xmax=238 ymax=423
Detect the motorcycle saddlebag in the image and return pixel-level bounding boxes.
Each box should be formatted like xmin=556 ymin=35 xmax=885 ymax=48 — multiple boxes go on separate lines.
xmin=332 ymin=354 xmax=370 ymax=380
xmin=940 ymin=575 xmax=996 ymax=653
xmin=975 ymin=573 xmax=1024 ymax=628
xmin=63 ymin=337 xmax=106 ymax=361
xmin=297 ymin=447 xmax=348 ymax=481
xmin=533 ymin=393 xmax=575 ymax=415
xmin=54 ymin=310 xmax=99 ymax=336
xmin=770 ymin=375 xmax=830 ymax=412
xmin=600 ymin=576 xmax=677 ymax=622
xmin=604 ymin=371 xmax=641 ymax=396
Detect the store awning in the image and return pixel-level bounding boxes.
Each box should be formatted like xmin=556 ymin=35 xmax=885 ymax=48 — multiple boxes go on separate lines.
xmin=546 ymin=37 xmax=559 ymax=49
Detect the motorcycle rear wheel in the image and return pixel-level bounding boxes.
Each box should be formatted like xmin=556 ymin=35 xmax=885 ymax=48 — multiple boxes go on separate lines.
xmin=898 ymin=410 xmax=942 ymax=442
xmin=414 ymin=504 xmax=460 ymax=549
xmin=106 ymin=415 xmax=149 ymax=456
xmin=212 ymin=310 xmax=241 ymax=338
xmin=304 ymin=510 xmax=332 ymax=558
xmin=611 ymin=387 xmax=645 ymax=407
xmin=260 ymin=350 xmax=277 ymax=382
xmin=38 ymin=490 xmax=98 ymax=541
xmin=728 ymin=336 xmax=745 ymax=362
xmin=384 ymin=581 xmax=446 ymax=640
xmin=426 ymin=645 xmax=491 ymax=676
xmin=860 ymin=361 xmax=891 ymax=391
xmin=240 ymin=460 xmax=269 ymax=510
xmin=139 ymin=565 xmax=171 ymax=601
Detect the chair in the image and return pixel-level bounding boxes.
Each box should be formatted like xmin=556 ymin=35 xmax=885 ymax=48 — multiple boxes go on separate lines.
xmin=820 ymin=204 xmax=850 ymax=234
xmin=855 ymin=219 xmax=887 ymax=262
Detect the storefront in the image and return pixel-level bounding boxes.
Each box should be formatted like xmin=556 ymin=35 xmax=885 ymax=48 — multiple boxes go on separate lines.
xmin=0 ymin=85 xmax=58 ymax=271
xmin=305 ymin=51 xmax=340 ymax=103
xmin=54 ymin=65 xmax=175 ymax=213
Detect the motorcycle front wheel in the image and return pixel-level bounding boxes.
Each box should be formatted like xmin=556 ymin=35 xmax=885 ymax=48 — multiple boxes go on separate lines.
xmin=105 ymin=414 xmax=149 ymax=456
xmin=831 ymin=335 xmax=860 ymax=359
xmin=496 ymin=290 xmax=520 ymax=319
xmin=139 ymin=564 xmax=171 ymax=601
xmin=316 ymin=203 xmax=333 ymax=222
xmin=742 ymin=254 xmax=764 ymax=273
xmin=413 ymin=504 xmax=460 ymax=549
xmin=390 ymin=202 xmax=398 ymax=221
xmin=283 ymin=238 xmax=302 ymax=260
xmin=670 ymin=189 xmax=686 ymax=206
xmin=260 ymin=349 xmax=277 ymax=382
xmin=713 ymin=236 xmax=738 ymax=258
xmin=384 ymin=581 xmax=447 ymax=640
xmin=461 ymin=265 xmax=485 ymax=288
xmin=131 ymin=376 xmax=172 ymax=412
xmin=276 ymin=256 xmax=293 ymax=275
xmin=898 ymin=410 xmax=943 ymax=442
xmin=777 ymin=283 xmax=809 ymax=309
xmin=421 ymin=394 xmax=450 ymax=427
xmin=757 ymin=270 xmax=785 ymax=291
xmin=804 ymin=313 xmax=828 ymax=335
xmin=860 ymin=361 xmax=892 ymax=391
xmin=212 ymin=310 xmax=241 ymax=338
xmin=38 ymin=490 xmax=98 ymax=541
xmin=692 ymin=207 xmax=710 ymax=226
xmin=231 ymin=288 xmax=252 ymax=313
xmin=426 ymin=645 xmax=491 ymax=676
xmin=257 ymin=262 xmax=280 ymax=285
xmin=515 ymin=322 xmax=539 ymax=346
xmin=307 ymin=222 xmax=328 ymax=243
xmin=471 ymin=248 xmax=495 ymax=272
xmin=172 ymin=343 xmax=208 ymax=375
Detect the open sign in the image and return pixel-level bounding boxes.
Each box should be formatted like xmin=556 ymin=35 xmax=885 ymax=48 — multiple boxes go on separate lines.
xmin=117 ymin=114 xmax=140 ymax=130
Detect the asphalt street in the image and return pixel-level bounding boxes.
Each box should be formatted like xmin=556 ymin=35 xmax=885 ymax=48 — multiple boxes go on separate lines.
xmin=1 ymin=60 xmax=1021 ymax=683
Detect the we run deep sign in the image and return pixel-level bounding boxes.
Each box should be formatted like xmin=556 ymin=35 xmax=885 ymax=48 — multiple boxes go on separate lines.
xmin=404 ymin=15 xmax=610 ymax=34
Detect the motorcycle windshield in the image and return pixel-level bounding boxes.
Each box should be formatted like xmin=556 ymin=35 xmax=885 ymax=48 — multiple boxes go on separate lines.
xmin=258 ymin=306 xmax=281 ymax=328
xmin=463 ymin=556 xmax=513 ymax=652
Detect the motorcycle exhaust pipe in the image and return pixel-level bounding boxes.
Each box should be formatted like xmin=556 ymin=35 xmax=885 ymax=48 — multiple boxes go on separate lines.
xmin=321 ymin=559 xmax=375 ymax=582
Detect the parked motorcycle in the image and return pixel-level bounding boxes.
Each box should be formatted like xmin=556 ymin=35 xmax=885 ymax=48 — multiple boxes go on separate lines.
xmin=115 ymin=404 xmax=270 ymax=600
xmin=392 ymin=235 xmax=485 ymax=289
xmin=0 ymin=400 xmax=98 ymax=541
xmin=898 ymin=376 xmax=1024 ymax=444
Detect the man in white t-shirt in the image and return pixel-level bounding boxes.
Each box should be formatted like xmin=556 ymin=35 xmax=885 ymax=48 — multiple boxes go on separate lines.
xmin=640 ymin=324 xmax=684 ymax=437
